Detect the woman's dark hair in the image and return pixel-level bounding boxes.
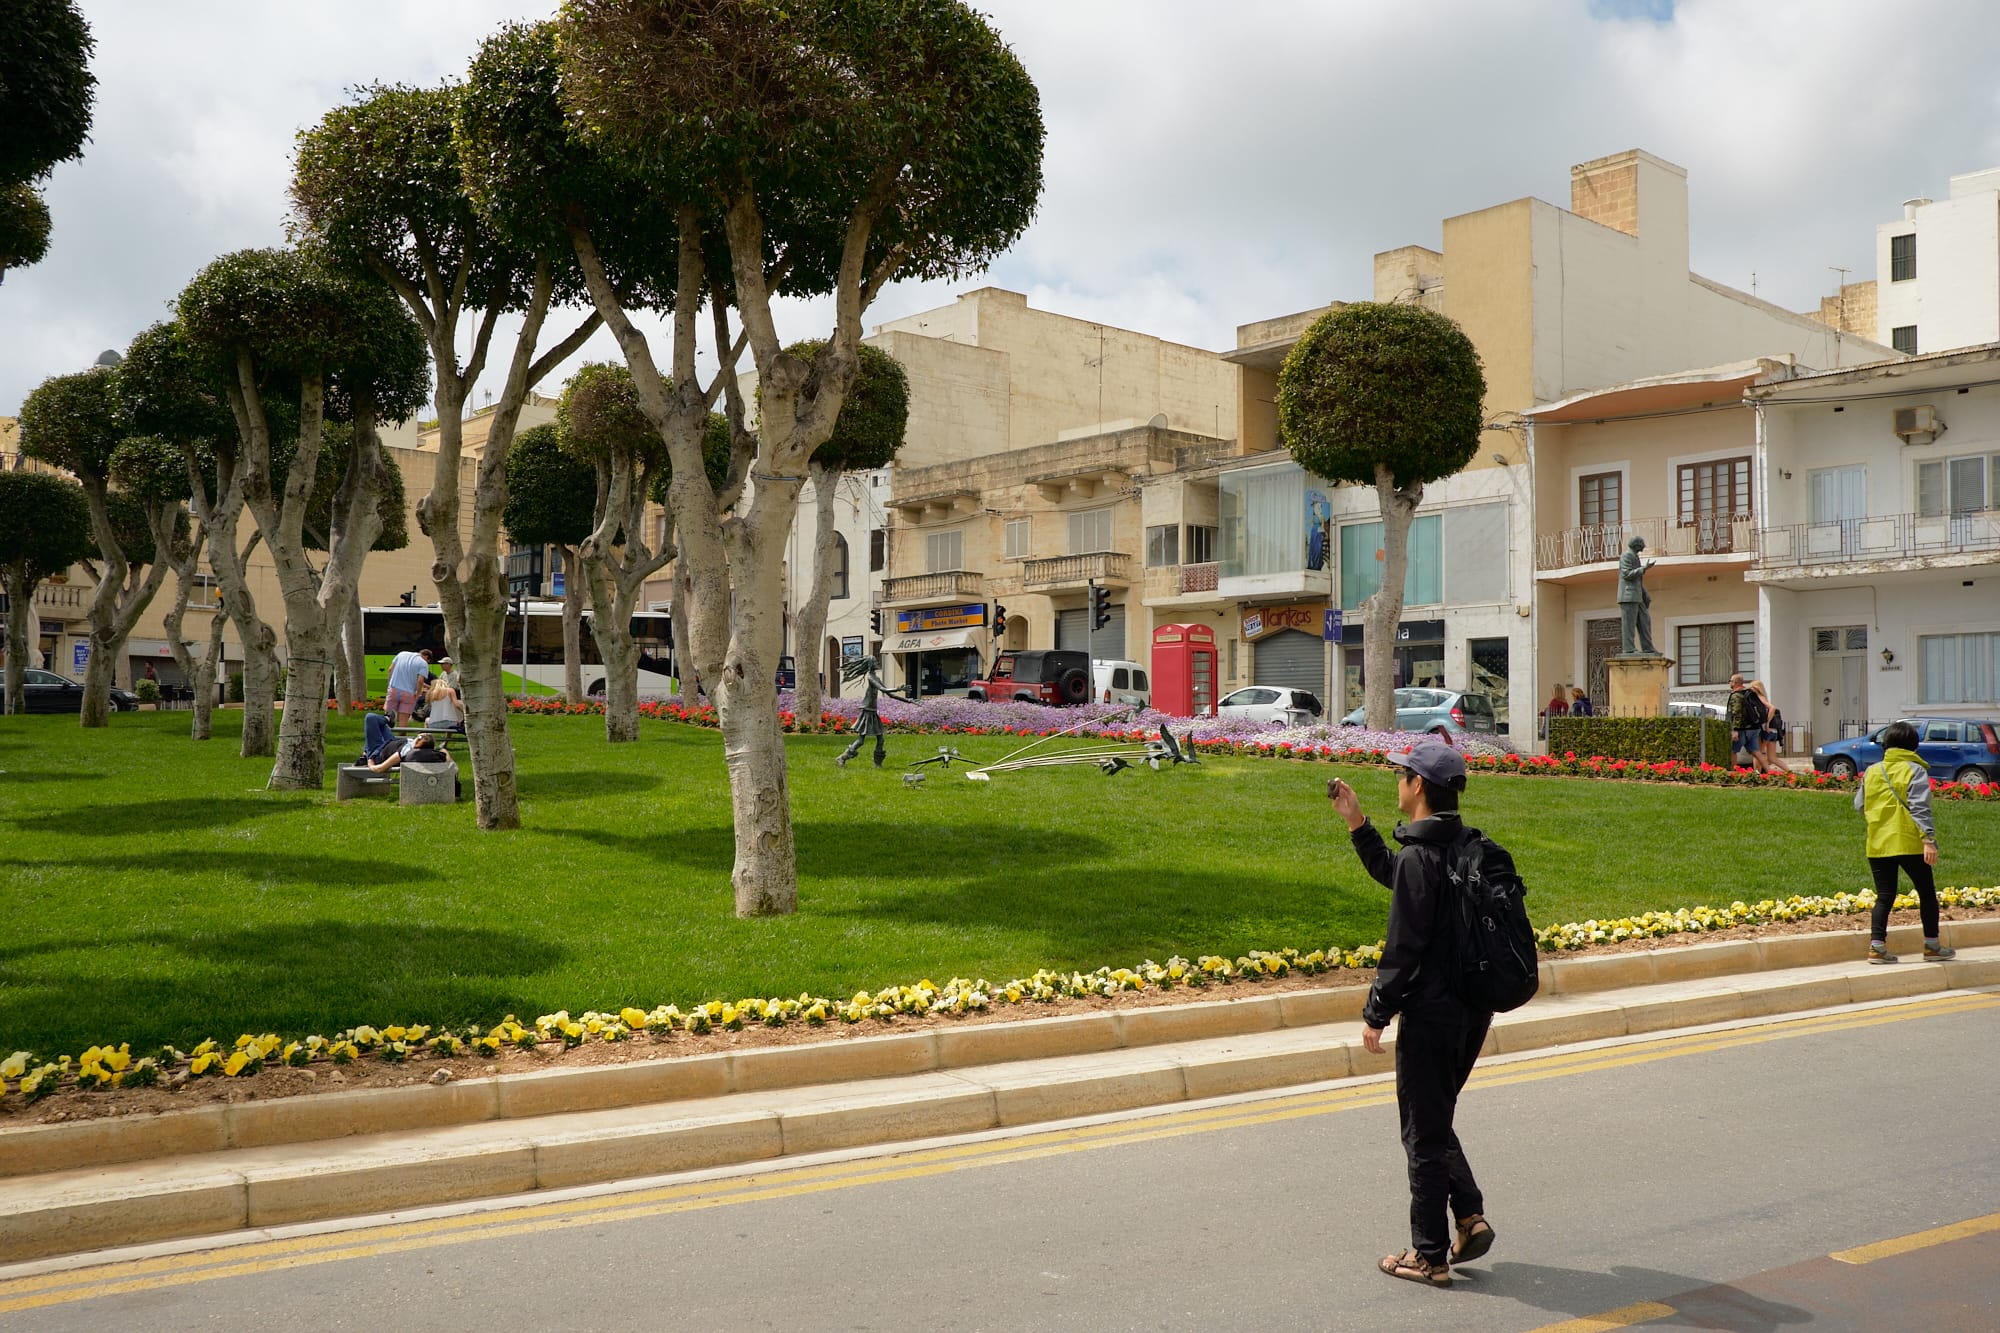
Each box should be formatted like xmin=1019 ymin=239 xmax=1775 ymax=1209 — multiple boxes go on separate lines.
xmin=1881 ymin=720 xmax=1920 ymax=751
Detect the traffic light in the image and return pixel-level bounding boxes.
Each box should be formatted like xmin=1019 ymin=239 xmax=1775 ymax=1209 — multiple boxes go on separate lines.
xmin=870 ymin=608 xmax=883 ymax=635
xmin=1091 ymin=582 xmax=1111 ymax=630
xmin=992 ymin=603 xmax=1007 ymax=637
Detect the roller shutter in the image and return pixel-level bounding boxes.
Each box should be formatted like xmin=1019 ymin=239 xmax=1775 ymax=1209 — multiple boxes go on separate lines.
xmin=1252 ymin=628 xmax=1324 ymax=694
xmin=1056 ymin=605 xmax=1126 ymax=656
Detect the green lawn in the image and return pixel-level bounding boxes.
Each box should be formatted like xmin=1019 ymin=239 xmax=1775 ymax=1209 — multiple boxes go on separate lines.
xmin=1 ymin=710 xmax=1993 ymax=1056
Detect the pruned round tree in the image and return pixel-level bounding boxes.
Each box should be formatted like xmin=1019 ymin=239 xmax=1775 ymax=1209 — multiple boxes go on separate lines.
xmin=179 ymin=246 xmax=430 ymax=788
xmin=505 ymin=422 xmax=598 ymax=702
xmin=0 ymin=0 xmax=94 ymax=286
xmin=17 ymin=365 xmax=174 ymax=726
xmin=453 ymin=0 xmax=1043 ymax=915
xmin=788 ymin=340 xmax=908 ymax=721
xmin=0 ymin=469 xmax=91 ymax=714
xmin=1277 ymin=302 xmax=1486 ymax=732
xmin=120 ymin=318 xmax=276 ymax=749
xmin=559 ymin=361 xmax=672 ymax=742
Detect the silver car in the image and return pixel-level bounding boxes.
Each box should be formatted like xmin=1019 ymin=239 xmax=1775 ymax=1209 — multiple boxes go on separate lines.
xmin=1215 ymin=686 xmax=1324 ymax=726
xmin=1340 ymin=688 xmax=1497 ymax=739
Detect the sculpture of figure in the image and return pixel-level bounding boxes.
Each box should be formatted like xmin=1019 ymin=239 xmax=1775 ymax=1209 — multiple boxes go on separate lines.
xmin=835 ymin=655 xmax=908 ymax=768
xmin=1617 ymin=535 xmax=1658 ymax=656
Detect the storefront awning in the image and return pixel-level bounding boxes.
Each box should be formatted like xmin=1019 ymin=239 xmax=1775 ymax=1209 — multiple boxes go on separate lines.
xmin=888 ymin=628 xmax=982 ymax=653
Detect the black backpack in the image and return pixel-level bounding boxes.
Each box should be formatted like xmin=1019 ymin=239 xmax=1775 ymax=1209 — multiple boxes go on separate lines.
xmin=1443 ymin=828 xmax=1540 ymax=1013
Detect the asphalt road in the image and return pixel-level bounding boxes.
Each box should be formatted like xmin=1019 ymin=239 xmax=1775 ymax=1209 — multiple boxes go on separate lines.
xmin=6 ymin=994 xmax=2000 ymax=1331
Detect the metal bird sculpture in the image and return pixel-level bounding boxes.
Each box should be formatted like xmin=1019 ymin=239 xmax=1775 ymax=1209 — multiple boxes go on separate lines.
xmin=964 ymin=713 xmax=1199 ymax=781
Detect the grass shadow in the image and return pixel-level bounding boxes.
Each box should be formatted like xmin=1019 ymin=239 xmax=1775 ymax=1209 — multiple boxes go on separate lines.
xmin=8 ymin=795 xmax=296 ymax=837
xmin=548 ymin=819 xmax=1110 ymax=880
xmin=0 ymin=770 xmax=106 ymax=783
xmin=0 ymin=850 xmax=415 ymax=897
xmin=0 ymin=921 xmax=570 ymax=1053
xmin=519 ymin=770 xmax=665 ymax=802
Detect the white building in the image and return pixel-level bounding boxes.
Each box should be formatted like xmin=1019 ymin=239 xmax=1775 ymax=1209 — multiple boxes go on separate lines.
xmin=1872 ymin=169 xmax=2000 ymax=358
xmin=1748 ymin=345 xmax=2000 ymax=749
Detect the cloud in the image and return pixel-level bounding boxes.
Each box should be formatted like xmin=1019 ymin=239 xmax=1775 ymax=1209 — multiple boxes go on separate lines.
xmin=6 ymin=1 xmax=2000 ymax=416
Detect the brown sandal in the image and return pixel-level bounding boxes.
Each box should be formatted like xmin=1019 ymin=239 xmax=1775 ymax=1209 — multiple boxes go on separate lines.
xmin=1379 ymin=1249 xmax=1451 ymax=1287
xmin=1453 ymin=1214 xmax=1495 ymax=1263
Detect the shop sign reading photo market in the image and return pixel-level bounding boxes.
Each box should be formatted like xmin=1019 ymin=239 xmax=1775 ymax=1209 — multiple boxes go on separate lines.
xmin=890 ymin=603 xmax=988 ymax=696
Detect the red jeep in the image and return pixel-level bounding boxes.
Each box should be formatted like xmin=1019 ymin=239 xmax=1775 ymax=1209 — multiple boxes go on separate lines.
xmin=967 ymin=649 xmax=1093 ymax=706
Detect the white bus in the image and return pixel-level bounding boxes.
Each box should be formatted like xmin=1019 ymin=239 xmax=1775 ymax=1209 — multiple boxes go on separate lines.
xmin=359 ymin=604 xmax=677 ymax=699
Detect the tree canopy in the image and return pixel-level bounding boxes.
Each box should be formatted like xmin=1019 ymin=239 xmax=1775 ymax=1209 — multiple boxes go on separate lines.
xmin=505 ymin=423 xmax=597 ymax=550
xmin=558 ymin=361 xmax=666 ymax=471
xmin=17 ymin=365 xmax=126 ymax=484
xmin=119 ymin=321 xmax=235 ymax=451
xmin=0 ymin=183 xmax=52 ymax=275
xmin=792 ymin=341 xmax=909 ymax=473
xmin=1275 ymin=303 xmax=1487 ymax=490
xmin=0 ymin=0 xmax=96 ymax=186
xmin=0 ymin=469 xmax=91 ymax=582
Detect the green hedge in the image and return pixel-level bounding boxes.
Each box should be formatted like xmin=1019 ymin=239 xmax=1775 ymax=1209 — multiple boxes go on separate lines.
xmin=1548 ymin=715 xmax=1734 ymax=766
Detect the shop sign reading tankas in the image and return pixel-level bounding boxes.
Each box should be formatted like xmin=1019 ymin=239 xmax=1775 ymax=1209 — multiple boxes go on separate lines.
xmin=1240 ymin=603 xmax=1325 ymax=642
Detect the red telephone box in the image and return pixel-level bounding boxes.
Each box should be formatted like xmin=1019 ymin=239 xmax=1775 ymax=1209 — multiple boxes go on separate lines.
xmin=1151 ymin=623 xmax=1218 ymax=717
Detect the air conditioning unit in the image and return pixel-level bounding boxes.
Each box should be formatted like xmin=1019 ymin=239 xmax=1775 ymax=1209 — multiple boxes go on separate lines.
xmin=1893 ymin=405 xmax=1942 ymax=441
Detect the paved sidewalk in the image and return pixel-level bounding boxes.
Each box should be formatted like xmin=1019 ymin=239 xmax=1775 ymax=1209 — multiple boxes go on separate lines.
xmin=2 ymin=919 xmax=1996 ymax=1267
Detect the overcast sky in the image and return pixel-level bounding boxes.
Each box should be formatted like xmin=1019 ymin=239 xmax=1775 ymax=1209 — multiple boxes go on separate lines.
xmin=6 ymin=0 xmax=1998 ymax=416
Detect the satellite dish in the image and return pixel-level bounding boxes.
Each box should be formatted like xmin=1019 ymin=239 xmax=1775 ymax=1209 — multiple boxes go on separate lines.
xmin=1147 ymin=413 xmax=1168 ymax=429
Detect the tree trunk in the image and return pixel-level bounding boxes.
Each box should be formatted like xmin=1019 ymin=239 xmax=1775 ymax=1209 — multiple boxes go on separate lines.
xmin=160 ymin=529 xmax=200 ymax=713
xmin=1362 ymin=465 xmax=1421 ymax=733
xmin=582 ymin=557 xmax=641 ymax=742
xmin=2 ymin=567 xmax=29 ymax=716
xmin=337 ymin=588 xmax=365 ymax=712
xmin=558 ymin=544 xmax=585 ymax=703
xmin=238 ymin=618 xmax=279 ymax=757
xmin=714 ymin=503 xmax=799 ymax=916
xmin=791 ymin=464 xmax=841 ymax=724
xmin=270 ymin=625 xmax=333 ymax=788
xmin=190 ymin=609 xmax=224 ymax=741
xmin=672 ymin=556 xmax=697 ymax=700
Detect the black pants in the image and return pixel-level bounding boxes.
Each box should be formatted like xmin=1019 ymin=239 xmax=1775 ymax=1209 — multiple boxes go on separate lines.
xmin=1396 ymin=1005 xmax=1492 ymax=1265
xmin=1869 ymin=855 xmax=1940 ymax=940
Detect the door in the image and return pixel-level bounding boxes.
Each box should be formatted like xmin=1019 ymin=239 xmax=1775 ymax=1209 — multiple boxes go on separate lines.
xmin=1678 ymin=457 xmax=1751 ymax=554
xmin=1811 ymin=626 xmax=1869 ymax=742
xmin=1578 ymin=471 xmax=1622 ymax=563
xmin=1056 ymin=605 xmax=1125 ymax=656
xmin=1585 ymin=617 xmax=1621 ymax=713
xmin=1807 ymin=466 xmax=1866 ymax=558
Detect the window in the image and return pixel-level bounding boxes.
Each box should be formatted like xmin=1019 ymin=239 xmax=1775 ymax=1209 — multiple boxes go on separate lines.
xmin=1145 ymin=523 xmax=1179 ymax=567
xmin=1443 ymin=503 xmax=1508 ymax=604
xmin=1067 ymin=507 xmax=1114 ymax=554
xmin=1677 ymin=456 xmax=1751 ymax=553
xmin=1184 ymin=524 xmax=1217 ymax=564
xmin=189 ymin=574 xmax=220 ymax=610
xmin=1676 ymin=621 xmax=1755 ymax=686
xmin=1891 ymin=233 xmax=1916 ymax=282
xmin=1892 ymin=325 xmax=1918 ymax=355
xmin=831 ymin=534 xmax=849 ymax=600
xmin=1917 ymin=454 xmax=2000 ymax=516
xmin=1219 ymin=464 xmax=1314 ymax=578
xmin=1579 ymin=471 xmax=1621 ymax=529
xmin=1004 ymin=518 xmax=1031 ymax=560
xmin=1919 ymin=632 xmax=2000 ymax=704
xmin=870 ymin=529 xmax=885 ymax=572
xmin=924 ymin=529 xmax=962 ymax=573
xmin=1339 ymin=515 xmax=1442 ymax=609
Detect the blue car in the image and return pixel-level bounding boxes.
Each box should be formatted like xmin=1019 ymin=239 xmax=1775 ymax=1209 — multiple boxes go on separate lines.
xmin=1811 ymin=717 xmax=1999 ymax=784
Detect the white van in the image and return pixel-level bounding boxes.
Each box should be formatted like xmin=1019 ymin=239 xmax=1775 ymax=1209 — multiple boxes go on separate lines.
xmin=1092 ymin=659 xmax=1152 ymax=707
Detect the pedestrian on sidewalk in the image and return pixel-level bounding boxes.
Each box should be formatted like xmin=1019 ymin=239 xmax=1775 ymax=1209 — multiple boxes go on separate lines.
xmin=1858 ymin=720 xmax=1954 ymax=964
xmin=1329 ymin=740 xmax=1497 ymax=1288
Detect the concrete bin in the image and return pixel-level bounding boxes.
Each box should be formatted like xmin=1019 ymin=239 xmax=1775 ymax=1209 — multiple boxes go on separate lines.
xmin=398 ymin=759 xmax=458 ymax=806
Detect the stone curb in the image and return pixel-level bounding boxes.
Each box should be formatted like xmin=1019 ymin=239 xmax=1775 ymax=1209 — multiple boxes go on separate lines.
xmin=6 ymin=917 xmax=1997 ymax=1187
xmin=2 ymin=925 xmax=1996 ymax=1264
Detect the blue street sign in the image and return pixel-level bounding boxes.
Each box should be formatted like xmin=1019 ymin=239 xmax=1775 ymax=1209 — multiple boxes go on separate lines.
xmin=1323 ymin=608 xmax=1343 ymax=642
xmin=72 ymin=641 xmax=89 ymax=673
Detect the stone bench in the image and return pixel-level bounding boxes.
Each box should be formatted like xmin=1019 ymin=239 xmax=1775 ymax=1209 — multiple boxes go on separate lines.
xmin=335 ymin=758 xmax=458 ymax=805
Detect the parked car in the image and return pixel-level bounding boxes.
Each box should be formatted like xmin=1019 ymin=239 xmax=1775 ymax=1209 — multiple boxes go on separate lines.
xmin=14 ymin=668 xmax=139 ymax=714
xmin=1091 ymin=659 xmax=1151 ymax=707
xmin=967 ymin=649 xmax=1093 ymax=705
xmin=1216 ymin=685 xmax=1324 ymax=726
xmin=1812 ymin=717 xmax=2000 ymax=783
xmin=774 ymin=655 xmax=797 ymax=691
xmin=1339 ymin=688 xmax=1497 ymax=740
xmin=1667 ymin=700 xmax=1726 ymax=720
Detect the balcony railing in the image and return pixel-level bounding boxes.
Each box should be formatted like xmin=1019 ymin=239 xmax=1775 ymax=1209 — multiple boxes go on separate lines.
xmin=1754 ymin=510 xmax=2000 ymax=571
xmin=1537 ymin=515 xmax=1753 ymax=572
xmin=1021 ymin=551 xmax=1134 ymax=589
xmin=881 ymin=570 xmax=984 ymax=603
xmin=1179 ymin=562 xmax=1218 ymax=594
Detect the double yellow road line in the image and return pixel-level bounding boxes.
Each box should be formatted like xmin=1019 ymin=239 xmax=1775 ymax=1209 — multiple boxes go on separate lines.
xmin=4 ymin=991 xmax=1997 ymax=1315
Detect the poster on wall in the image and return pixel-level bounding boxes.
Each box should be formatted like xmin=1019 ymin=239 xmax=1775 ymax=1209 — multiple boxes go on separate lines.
xmin=1306 ymin=489 xmax=1331 ymax=570
xmin=841 ymin=636 xmax=865 ymax=661
xmin=72 ymin=641 xmax=89 ymax=674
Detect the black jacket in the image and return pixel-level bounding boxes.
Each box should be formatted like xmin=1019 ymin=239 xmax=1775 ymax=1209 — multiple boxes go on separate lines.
xmin=1354 ymin=813 xmax=1473 ymax=1029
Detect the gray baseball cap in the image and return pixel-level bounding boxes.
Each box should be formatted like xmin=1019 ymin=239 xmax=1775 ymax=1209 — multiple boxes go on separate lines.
xmin=1386 ymin=738 xmax=1467 ymax=789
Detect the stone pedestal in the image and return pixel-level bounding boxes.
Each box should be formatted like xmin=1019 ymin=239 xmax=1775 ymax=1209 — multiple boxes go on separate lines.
xmin=1605 ymin=654 xmax=1673 ymax=717
xmin=399 ymin=758 xmax=459 ymax=806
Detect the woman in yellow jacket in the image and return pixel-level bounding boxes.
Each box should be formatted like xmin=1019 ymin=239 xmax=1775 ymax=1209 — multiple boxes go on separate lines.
xmin=1857 ymin=720 xmax=1954 ymax=964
